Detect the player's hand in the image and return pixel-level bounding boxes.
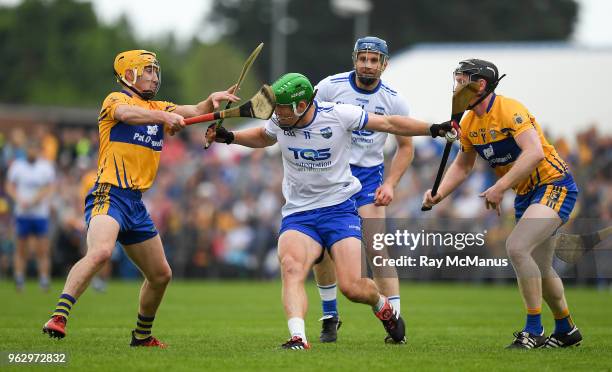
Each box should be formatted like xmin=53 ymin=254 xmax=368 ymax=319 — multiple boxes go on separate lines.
xmin=206 ymin=125 xmax=234 ymax=145
xmin=422 ymin=189 xmax=443 ymax=209
xmin=479 ymin=185 xmax=503 ymax=216
xmin=162 ymin=112 xmax=185 ymax=136
xmin=429 ymin=121 xmax=452 ymax=138
xmin=226 ymin=84 xmax=238 ymax=95
xmin=429 ymin=120 xmax=459 ymax=141
xmin=374 ymin=183 xmax=394 ymax=206
xmin=18 ymin=199 xmax=32 ymax=209
xmin=208 ymin=85 xmax=240 ymax=110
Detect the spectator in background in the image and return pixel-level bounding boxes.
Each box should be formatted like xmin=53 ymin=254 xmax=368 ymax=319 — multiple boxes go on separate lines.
xmin=35 ymin=125 xmax=59 ymax=163
xmin=2 ymin=128 xmax=27 ymax=165
xmin=5 ymin=140 xmax=56 ymax=292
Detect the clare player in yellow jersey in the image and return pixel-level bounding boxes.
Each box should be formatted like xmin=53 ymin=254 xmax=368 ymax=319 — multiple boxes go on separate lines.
xmin=42 ymin=50 xmax=239 ymax=347
xmin=423 ymin=59 xmax=581 ymax=349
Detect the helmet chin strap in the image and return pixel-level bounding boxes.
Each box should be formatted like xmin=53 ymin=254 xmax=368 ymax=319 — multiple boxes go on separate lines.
xmin=466 ymin=74 xmax=506 ymax=110
xmin=291 ymin=89 xmax=318 ymax=127
xmin=466 ymin=91 xmax=488 ymax=110
xmin=125 ymin=85 xmax=156 ymax=100
xmin=276 ymin=89 xmax=318 ymax=129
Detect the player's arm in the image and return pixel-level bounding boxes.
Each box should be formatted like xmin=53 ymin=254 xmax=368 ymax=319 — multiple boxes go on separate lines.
xmin=17 ymin=164 xmax=56 ymax=207
xmin=234 ymin=127 xmax=277 ymax=148
xmin=207 ymin=126 xmax=277 ymax=148
xmin=384 ymin=97 xmax=415 ymax=188
xmin=364 ymin=114 xmax=451 ymax=137
xmin=5 ymin=165 xmax=21 ymax=205
xmin=4 ymin=177 xmax=44 ymax=209
xmin=422 ymin=150 xmax=477 ymax=208
xmin=375 ymin=135 xmax=414 ymax=206
xmin=114 ymin=104 xmax=185 ymax=135
xmin=173 ymin=85 xmax=240 ymax=118
xmin=113 ymin=104 xmax=179 ymax=125
xmin=5 ymin=180 xmax=29 ymax=210
xmin=385 ymin=135 xmax=414 ymax=188
xmin=486 ymin=128 xmax=544 ymax=195
xmin=5 ymin=179 xmax=17 ymax=202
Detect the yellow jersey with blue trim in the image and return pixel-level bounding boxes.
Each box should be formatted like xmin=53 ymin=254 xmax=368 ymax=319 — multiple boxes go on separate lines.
xmin=459 ymin=94 xmax=569 ymax=196
xmin=96 ymin=89 xmax=176 ymax=191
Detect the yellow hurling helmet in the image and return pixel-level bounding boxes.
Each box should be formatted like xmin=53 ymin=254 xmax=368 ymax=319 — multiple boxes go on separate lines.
xmin=113 ymin=50 xmax=161 ymax=99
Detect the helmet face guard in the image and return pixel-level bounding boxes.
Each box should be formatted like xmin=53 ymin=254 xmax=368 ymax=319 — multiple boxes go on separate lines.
xmin=352 ymin=36 xmax=389 ymax=85
xmin=452 ymin=70 xmax=482 ymax=93
xmin=352 ymin=50 xmax=387 ymax=85
xmin=114 ymin=50 xmax=161 ymax=100
xmin=272 ymin=93 xmax=317 ymax=130
xmin=453 ymin=58 xmax=506 ymax=109
xmin=272 ymin=103 xmax=303 ymax=129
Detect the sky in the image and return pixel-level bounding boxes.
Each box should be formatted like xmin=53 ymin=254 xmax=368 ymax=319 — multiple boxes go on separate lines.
xmin=0 ymin=0 xmax=610 ymax=46
xmin=89 ymin=0 xmax=215 ymax=43
xmin=572 ymin=0 xmax=612 ymax=46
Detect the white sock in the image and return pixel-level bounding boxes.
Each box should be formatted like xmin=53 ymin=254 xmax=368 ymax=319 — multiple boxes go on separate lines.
xmin=288 ymin=317 xmax=306 ymax=342
xmin=317 ymin=283 xmax=337 ymax=301
xmin=374 ymin=295 xmax=386 ymax=312
xmin=389 ymin=296 xmax=401 ymax=315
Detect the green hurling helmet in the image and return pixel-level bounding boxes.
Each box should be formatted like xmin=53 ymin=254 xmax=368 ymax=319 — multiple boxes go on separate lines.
xmin=272 ymin=73 xmax=314 ymax=108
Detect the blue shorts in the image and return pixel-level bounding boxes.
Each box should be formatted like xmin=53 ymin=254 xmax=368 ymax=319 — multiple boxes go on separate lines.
xmin=15 ymin=217 xmax=49 ymax=238
xmin=279 ymin=199 xmax=362 ymax=253
xmin=350 ymin=163 xmax=384 ymax=208
xmin=84 ymin=183 xmax=158 ymax=246
xmin=514 ymin=173 xmax=578 ymax=223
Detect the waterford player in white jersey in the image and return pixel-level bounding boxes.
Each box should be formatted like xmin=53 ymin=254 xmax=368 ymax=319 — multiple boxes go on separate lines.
xmin=6 ymin=141 xmax=56 ymax=292
xmin=206 ymin=73 xmax=453 ymax=350
xmin=313 ymin=36 xmax=412 ymax=343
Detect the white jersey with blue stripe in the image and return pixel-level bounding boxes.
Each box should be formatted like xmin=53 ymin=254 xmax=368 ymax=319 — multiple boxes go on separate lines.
xmin=7 ymin=158 xmax=55 ymax=218
xmin=315 ymin=71 xmax=410 ymax=167
xmin=264 ymin=101 xmax=368 ymax=217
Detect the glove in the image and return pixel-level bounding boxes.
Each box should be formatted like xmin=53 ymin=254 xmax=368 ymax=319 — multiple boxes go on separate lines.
xmin=206 ymin=124 xmax=234 ymax=144
xmin=429 ymin=121 xmax=453 ymax=138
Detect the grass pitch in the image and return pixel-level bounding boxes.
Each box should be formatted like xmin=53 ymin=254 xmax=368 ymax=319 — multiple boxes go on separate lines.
xmin=1 ymin=280 xmax=611 ymax=371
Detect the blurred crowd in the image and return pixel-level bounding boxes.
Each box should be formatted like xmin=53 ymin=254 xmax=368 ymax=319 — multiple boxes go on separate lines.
xmin=0 ymin=122 xmax=610 ymax=281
